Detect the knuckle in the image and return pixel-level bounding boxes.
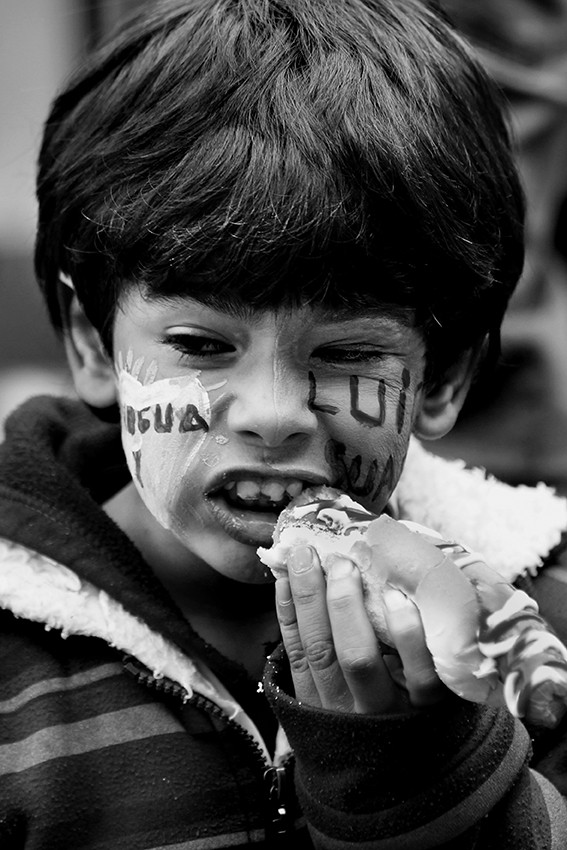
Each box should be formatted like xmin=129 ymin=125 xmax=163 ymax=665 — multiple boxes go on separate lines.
xmin=327 ymin=590 xmax=355 ymax=614
xmin=291 ymin=583 xmax=319 ymax=606
xmin=286 ymin=647 xmax=310 ymax=676
xmin=303 ymin=638 xmax=336 ymax=671
xmin=389 ymin=614 xmax=420 ymax=640
xmin=276 ymin=604 xmax=297 ymax=628
xmin=406 ymin=665 xmax=442 ymax=698
xmin=339 ymin=649 xmax=377 ymax=678
xmin=331 ymin=693 xmax=356 ymax=714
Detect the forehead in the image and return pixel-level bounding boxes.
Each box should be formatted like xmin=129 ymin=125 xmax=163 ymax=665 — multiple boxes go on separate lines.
xmin=116 ymin=285 xmax=418 ymax=332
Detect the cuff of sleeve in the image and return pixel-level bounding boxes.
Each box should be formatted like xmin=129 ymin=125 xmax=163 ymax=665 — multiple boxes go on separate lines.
xmin=264 ymin=644 xmax=531 ymax=847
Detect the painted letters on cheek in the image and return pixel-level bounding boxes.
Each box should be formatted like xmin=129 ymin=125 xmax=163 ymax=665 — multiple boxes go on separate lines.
xmin=125 ymin=402 xmax=208 ymax=437
xmin=309 ymin=366 xmax=418 ymax=434
xmin=396 ymin=368 xmax=411 ymax=434
xmin=308 ymin=371 xmax=339 ymax=415
xmin=322 ymin=368 xmax=417 ymax=510
xmin=117 ymin=367 xmax=212 ymax=531
xmin=348 ymin=368 xmax=413 ymax=432
xmin=325 ymin=440 xmax=398 ymax=506
xmin=349 ymin=375 xmax=387 ymax=426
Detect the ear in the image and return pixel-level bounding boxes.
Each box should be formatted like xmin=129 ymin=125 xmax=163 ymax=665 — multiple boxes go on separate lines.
xmin=64 ymin=294 xmax=117 ymax=408
xmin=413 ymin=345 xmax=481 ymax=441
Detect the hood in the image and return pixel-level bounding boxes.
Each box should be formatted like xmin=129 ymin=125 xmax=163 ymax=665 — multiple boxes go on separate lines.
xmin=393 ymin=438 xmax=567 ymax=584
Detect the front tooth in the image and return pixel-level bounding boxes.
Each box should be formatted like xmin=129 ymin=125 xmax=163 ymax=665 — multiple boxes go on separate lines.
xmin=235 ymin=480 xmax=262 ymax=500
xmin=285 ymin=480 xmax=303 ymax=498
xmin=261 ymin=481 xmax=286 ymax=502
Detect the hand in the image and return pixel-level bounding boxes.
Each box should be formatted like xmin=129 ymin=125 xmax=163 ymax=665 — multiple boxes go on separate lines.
xmin=275 ymin=545 xmax=446 ymax=714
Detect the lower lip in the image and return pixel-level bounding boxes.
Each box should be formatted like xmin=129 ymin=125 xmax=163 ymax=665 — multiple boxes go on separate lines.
xmin=206 ymin=495 xmax=279 ymax=547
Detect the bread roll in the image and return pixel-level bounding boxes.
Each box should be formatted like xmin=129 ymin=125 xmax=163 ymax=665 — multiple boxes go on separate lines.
xmin=258 ymin=487 xmax=567 ymax=727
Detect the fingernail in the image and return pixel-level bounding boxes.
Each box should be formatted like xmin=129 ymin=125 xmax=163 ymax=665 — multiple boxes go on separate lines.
xmin=289 ymin=546 xmax=314 ymax=574
xmin=328 ymin=556 xmax=354 ymax=580
xmin=383 ymin=587 xmax=409 ymax=611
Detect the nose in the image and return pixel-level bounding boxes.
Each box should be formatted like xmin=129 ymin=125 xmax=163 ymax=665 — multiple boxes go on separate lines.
xmin=225 ymin=359 xmax=319 ymax=448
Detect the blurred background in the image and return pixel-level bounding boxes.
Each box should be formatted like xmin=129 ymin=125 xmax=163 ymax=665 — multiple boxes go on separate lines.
xmin=0 ymin=0 xmax=141 ymax=426
xmin=1 ymin=0 xmax=567 ymax=494
xmin=436 ymin=0 xmax=567 ymax=495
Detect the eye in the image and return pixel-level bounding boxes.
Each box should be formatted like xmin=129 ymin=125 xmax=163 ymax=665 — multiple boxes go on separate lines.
xmin=312 ymin=345 xmax=385 ymax=365
xmin=164 ymin=332 xmax=236 ymax=361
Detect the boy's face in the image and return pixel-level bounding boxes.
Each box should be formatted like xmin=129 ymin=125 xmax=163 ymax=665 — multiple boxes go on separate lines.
xmin=111 ymin=288 xmax=428 ymax=584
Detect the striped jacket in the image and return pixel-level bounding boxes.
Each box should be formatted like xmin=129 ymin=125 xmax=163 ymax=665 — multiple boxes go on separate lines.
xmin=1 ymin=396 xmax=567 ymax=849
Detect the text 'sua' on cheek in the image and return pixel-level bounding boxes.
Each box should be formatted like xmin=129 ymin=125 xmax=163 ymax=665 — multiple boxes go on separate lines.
xmin=325 ymin=439 xmax=399 ymax=504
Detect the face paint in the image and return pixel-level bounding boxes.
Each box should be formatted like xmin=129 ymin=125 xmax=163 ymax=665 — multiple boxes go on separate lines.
xmin=325 ymin=439 xmax=401 ymax=505
xmin=349 ymin=375 xmax=387 ymax=427
xmin=109 ymin=293 xmax=430 ymax=582
xmin=117 ymin=363 xmax=212 ymax=533
xmin=308 ymin=371 xmax=339 ymax=415
xmin=314 ymin=365 xmax=418 ymax=513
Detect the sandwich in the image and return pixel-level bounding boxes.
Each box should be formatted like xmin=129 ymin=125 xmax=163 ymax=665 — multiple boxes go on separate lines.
xmin=258 ymin=487 xmax=567 ymax=727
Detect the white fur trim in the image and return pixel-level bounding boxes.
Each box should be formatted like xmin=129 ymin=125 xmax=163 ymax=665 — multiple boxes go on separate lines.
xmin=393 ymin=439 xmax=567 ymax=583
xmin=0 ymin=537 xmax=244 ymax=715
xmin=0 ymin=537 xmax=290 ymax=765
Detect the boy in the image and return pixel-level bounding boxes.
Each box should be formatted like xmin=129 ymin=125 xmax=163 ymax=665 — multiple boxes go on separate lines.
xmin=1 ymin=0 xmax=567 ymax=847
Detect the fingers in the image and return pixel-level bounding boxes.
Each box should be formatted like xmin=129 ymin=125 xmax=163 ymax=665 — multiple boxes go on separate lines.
xmin=275 ymin=545 xmax=446 ymax=714
xmin=275 ymin=573 xmax=322 ymax=707
xmin=275 ymin=546 xmax=351 ymax=709
xmin=383 ymin=587 xmax=447 ymax=707
xmin=275 ymin=546 xmax=404 ymax=713
xmin=326 ymin=557 xmax=403 ymax=714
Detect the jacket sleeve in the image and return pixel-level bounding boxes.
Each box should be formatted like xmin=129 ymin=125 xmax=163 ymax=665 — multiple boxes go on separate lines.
xmin=264 ymin=644 xmax=567 ymax=849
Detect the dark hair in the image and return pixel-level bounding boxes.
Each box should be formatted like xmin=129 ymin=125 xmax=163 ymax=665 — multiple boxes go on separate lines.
xmin=35 ymin=0 xmax=524 ymax=381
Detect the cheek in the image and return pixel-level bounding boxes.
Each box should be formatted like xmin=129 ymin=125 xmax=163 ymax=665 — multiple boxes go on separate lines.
xmin=312 ymin=368 xmax=422 ymax=511
xmin=116 ymin=366 xmax=212 ymax=530
xmin=324 ymin=430 xmax=408 ymax=513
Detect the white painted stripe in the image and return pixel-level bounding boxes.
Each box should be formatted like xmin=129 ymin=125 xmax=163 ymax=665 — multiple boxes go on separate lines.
xmin=0 ymin=663 xmax=122 ymax=714
xmin=0 ymin=703 xmax=184 ymax=775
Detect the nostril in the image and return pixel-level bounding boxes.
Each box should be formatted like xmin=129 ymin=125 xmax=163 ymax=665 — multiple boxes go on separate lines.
xmin=237 ymin=428 xmax=313 ymax=449
xmin=226 ymin=395 xmax=318 ymax=447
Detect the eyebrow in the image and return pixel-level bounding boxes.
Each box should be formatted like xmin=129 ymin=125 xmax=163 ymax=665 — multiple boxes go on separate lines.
xmin=219 ymin=301 xmax=415 ymax=325
xmin=313 ymin=305 xmax=417 ymax=330
xmin=149 ymin=291 xmax=415 ymax=327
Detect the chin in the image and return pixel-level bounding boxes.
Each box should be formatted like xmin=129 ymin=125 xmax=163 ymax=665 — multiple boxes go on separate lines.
xmin=215 ymin=548 xmax=277 ymax=586
xmin=172 ymin=526 xmax=276 ymax=586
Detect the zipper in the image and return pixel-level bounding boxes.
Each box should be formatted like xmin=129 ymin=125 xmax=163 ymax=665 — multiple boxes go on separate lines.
xmin=264 ymin=763 xmax=292 ymax=840
xmin=123 ymin=655 xmax=295 ymax=839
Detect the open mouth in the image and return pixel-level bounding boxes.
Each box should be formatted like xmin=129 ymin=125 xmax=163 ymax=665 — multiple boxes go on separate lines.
xmin=220 ymin=478 xmax=304 ymax=513
xmin=206 ymin=476 xmax=316 ymax=546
